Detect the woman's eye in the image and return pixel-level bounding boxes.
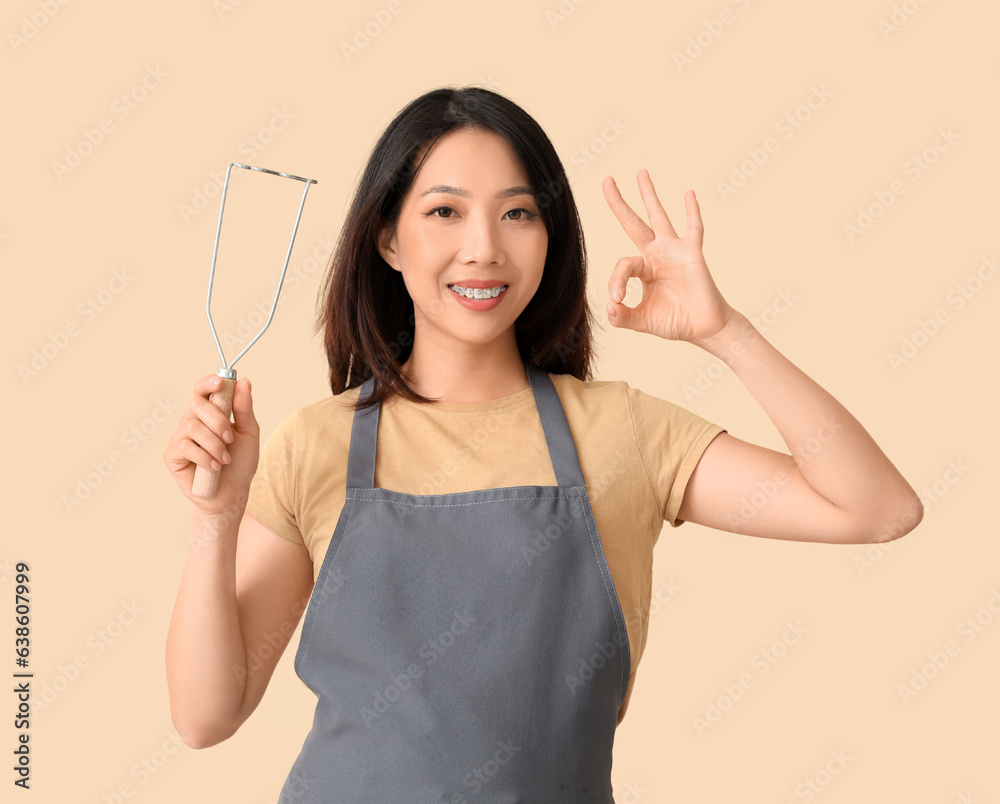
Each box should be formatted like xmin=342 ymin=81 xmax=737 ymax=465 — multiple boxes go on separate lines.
xmin=424 ymin=207 xmax=538 ymax=221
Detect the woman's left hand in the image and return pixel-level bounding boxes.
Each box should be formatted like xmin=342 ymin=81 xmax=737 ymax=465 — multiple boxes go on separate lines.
xmin=603 ymin=169 xmax=738 ymax=347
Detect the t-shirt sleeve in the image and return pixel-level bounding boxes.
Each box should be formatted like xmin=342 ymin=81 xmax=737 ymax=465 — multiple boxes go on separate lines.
xmin=245 ymin=408 xmax=305 ymax=546
xmin=625 ymin=384 xmax=727 ymax=528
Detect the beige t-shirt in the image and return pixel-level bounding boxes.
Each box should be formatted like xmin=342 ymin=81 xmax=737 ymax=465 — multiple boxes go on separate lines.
xmin=246 ymin=371 xmax=726 ymax=724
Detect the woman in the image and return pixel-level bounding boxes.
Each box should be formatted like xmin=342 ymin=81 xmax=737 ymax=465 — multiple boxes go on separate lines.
xmin=163 ymin=86 xmax=922 ymax=802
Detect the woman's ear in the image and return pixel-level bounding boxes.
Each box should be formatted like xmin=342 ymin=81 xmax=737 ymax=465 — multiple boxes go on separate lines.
xmin=377 ymin=225 xmax=401 ymax=272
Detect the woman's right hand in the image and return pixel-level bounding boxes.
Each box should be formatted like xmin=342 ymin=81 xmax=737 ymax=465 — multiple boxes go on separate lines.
xmin=162 ymin=375 xmax=260 ymax=518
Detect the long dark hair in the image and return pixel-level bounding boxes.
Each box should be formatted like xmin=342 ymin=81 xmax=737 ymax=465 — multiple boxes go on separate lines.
xmin=315 ymin=85 xmax=598 ymax=411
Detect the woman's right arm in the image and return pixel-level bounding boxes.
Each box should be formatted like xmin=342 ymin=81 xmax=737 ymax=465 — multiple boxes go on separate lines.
xmin=162 ymin=376 xmax=314 ymax=748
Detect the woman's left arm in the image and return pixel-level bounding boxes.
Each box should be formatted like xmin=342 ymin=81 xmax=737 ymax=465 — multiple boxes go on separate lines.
xmin=603 ymin=170 xmax=923 ymax=545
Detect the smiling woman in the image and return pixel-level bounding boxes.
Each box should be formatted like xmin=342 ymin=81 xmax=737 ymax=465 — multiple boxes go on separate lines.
xmin=162 ymin=84 xmax=923 ymax=804
xmin=316 ymin=89 xmax=596 ymax=409
xmin=372 ymin=127 xmax=549 ymax=398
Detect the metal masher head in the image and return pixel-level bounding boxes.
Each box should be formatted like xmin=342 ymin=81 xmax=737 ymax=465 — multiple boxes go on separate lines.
xmin=205 ymin=162 xmax=318 ymax=379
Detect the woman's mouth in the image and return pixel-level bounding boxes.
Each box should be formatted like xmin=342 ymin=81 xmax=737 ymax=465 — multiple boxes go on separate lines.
xmin=446 ymin=283 xmax=510 ymax=311
xmin=447 ymin=284 xmax=509 ymax=300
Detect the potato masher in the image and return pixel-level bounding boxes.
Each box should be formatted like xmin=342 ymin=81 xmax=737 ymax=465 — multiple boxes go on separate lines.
xmin=191 ymin=162 xmax=318 ymax=500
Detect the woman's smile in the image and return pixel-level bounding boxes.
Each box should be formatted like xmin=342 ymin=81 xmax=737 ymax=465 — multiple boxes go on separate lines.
xmin=378 ymin=127 xmax=547 ymax=351
xmin=447 ymin=282 xmax=510 ymax=310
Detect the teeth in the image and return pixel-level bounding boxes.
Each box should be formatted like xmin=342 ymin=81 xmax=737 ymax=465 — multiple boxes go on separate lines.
xmin=449 ymin=284 xmax=508 ymax=300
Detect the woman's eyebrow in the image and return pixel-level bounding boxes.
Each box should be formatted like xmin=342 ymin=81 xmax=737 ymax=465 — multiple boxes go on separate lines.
xmin=418 ymin=185 xmax=536 ymax=199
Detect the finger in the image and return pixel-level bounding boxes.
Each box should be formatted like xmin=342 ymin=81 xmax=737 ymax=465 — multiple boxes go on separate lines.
xmin=637 ymin=169 xmax=677 ymax=239
xmin=684 ymin=189 xmax=704 ymax=248
xmin=189 ymin=395 xmax=235 ymax=444
xmin=602 ymin=175 xmax=654 ymax=249
xmin=174 ymin=438 xmax=229 ymax=472
xmin=163 ymin=428 xmax=225 ymax=474
xmin=178 ymin=436 xmax=225 ymax=473
xmin=605 ymin=295 xmax=647 ymax=333
xmin=607 ymin=255 xmax=644 ymax=304
xmin=230 ymin=378 xmax=259 ymax=438
xmin=181 ymin=417 xmax=232 ymax=467
xmin=193 ymin=373 xmax=226 ymax=398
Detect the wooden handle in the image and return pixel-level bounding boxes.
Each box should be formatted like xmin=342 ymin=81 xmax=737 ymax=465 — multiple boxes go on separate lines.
xmin=191 ymin=377 xmax=237 ymax=500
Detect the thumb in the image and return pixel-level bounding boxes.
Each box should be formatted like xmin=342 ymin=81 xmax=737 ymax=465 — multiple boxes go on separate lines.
xmin=231 ymin=378 xmax=259 ymax=437
xmin=606 ymin=298 xmax=645 ymax=332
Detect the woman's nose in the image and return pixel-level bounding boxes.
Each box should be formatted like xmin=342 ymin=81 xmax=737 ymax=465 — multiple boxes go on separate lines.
xmin=460 ymin=213 xmax=503 ymax=265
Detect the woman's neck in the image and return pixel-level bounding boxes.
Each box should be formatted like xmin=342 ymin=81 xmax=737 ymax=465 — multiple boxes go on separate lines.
xmin=400 ymin=339 xmax=530 ymax=404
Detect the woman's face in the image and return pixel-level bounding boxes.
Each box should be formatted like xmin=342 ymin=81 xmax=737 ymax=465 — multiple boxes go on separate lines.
xmin=378 ymin=127 xmax=548 ymax=355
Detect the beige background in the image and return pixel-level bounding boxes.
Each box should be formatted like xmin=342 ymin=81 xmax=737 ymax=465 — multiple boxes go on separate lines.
xmin=4 ymin=0 xmax=998 ymax=801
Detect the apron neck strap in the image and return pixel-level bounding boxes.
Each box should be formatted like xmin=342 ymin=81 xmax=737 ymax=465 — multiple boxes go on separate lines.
xmin=345 ymin=360 xmax=586 ymax=490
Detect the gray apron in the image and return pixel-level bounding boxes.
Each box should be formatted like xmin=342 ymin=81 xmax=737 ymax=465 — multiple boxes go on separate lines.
xmin=278 ymin=361 xmax=631 ymax=803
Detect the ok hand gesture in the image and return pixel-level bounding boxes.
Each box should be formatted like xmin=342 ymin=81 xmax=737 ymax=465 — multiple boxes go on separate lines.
xmin=603 ymin=170 xmax=738 ymax=347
